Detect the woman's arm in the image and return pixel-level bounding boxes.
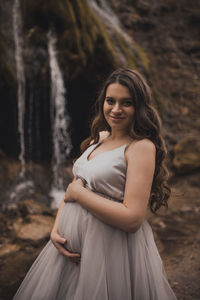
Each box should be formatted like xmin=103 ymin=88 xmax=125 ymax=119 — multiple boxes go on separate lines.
xmin=66 ymin=139 xmax=156 ymax=233
xmin=50 ymin=178 xmax=81 ymax=263
xmin=50 ymin=197 xmax=65 ymax=238
xmin=51 ymin=176 xmax=77 ymax=235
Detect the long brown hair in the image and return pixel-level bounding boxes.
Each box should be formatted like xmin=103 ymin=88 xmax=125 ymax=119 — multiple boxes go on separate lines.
xmin=81 ymin=68 xmax=170 ymax=213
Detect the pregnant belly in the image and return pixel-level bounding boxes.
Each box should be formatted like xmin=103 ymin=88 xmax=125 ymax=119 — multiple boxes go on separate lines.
xmin=58 ymin=202 xmax=88 ymax=254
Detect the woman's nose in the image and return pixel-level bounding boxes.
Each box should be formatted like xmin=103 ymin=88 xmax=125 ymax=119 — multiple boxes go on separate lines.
xmin=112 ymin=103 xmax=121 ymax=113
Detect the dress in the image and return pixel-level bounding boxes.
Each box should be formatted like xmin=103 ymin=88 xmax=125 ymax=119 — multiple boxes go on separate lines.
xmin=13 ymin=142 xmax=177 ymax=300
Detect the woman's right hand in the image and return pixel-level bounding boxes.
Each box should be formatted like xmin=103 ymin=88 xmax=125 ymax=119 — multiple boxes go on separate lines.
xmin=50 ymin=230 xmax=81 ymax=265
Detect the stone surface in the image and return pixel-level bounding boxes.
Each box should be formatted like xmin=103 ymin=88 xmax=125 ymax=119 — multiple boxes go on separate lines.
xmin=0 ymin=244 xmax=20 ymax=257
xmin=16 ymin=214 xmax=54 ymax=243
xmin=172 ymin=136 xmax=200 ymax=174
xmin=0 ymin=1 xmax=200 ymax=299
xmin=0 ymin=175 xmax=200 ymax=300
xmin=0 ymin=198 xmax=56 ymax=299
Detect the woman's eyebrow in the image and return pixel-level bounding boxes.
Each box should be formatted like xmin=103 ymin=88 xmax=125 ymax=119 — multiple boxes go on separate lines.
xmin=121 ymin=98 xmax=132 ymax=100
xmin=105 ymin=96 xmax=132 ymax=101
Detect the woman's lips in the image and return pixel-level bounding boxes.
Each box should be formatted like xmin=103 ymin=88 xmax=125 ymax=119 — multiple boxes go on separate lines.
xmin=109 ymin=115 xmax=125 ymax=121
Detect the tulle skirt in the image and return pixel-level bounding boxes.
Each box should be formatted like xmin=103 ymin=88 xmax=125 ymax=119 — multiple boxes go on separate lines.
xmin=13 ymin=202 xmax=177 ymax=300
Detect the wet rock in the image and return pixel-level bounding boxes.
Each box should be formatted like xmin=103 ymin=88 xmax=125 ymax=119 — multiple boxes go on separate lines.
xmin=18 ymin=198 xmax=54 ymax=216
xmin=16 ymin=214 xmax=54 ymax=245
xmin=0 ymin=157 xmax=62 ymax=209
xmin=0 ymin=244 xmax=20 ymax=258
xmin=0 ymin=198 xmax=56 ymax=299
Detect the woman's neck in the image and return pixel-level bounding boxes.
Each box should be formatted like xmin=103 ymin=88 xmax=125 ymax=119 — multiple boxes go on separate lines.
xmin=107 ymin=129 xmax=131 ymax=142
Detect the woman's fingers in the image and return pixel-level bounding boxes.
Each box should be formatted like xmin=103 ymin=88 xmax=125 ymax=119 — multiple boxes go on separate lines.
xmin=58 ymin=244 xmax=81 ymax=264
xmin=56 ymin=235 xmax=67 ymax=245
xmin=51 ymin=231 xmax=66 ymax=245
xmin=51 ymin=231 xmax=81 ymax=264
xmin=58 ymin=244 xmax=80 ymax=258
xmin=69 ymin=256 xmax=81 ymax=265
xmin=63 ymin=188 xmax=74 ymax=203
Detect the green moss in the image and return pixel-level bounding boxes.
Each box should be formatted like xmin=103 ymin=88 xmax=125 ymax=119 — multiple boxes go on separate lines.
xmin=134 ymin=43 xmax=150 ymax=73
xmin=21 ymin=0 xmax=149 ymax=71
xmin=151 ymin=85 xmax=164 ymax=113
xmin=173 ymin=137 xmax=200 ymax=173
xmin=72 ymin=0 xmax=96 ymax=56
xmin=108 ymin=30 xmax=150 ymax=73
xmin=91 ymin=14 xmax=118 ymax=65
xmin=56 ymin=0 xmax=117 ymax=80
xmin=76 ymin=0 xmax=117 ymax=64
xmin=109 ymin=31 xmax=162 ymax=112
xmin=22 ymin=0 xmax=143 ymax=80
xmin=111 ymin=32 xmax=137 ymax=68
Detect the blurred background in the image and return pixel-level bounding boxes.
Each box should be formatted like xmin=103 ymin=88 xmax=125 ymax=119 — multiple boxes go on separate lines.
xmin=0 ymin=0 xmax=199 ymax=299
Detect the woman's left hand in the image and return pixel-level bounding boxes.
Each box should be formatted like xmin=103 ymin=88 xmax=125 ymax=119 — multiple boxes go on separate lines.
xmin=64 ymin=178 xmax=85 ymax=203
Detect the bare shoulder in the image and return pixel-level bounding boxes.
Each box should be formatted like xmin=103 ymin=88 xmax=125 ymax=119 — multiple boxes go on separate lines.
xmin=99 ymin=131 xmax=110 ymax=142
xmin=125 ymin=138 xmax=156 ymax=161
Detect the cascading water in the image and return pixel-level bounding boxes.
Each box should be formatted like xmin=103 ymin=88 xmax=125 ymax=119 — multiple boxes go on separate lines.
xmin=12 ymin=3 xmax=72 ymax=209
xmin=8 ymin=0 xmax=35 ymax=209
xmin=87 ymin=0 xmax=138 ymax=65
xmin=13 ymin=0 xmax=26 ymax=177
xmin=47 ymin=29 xmax=72 ymax=208
xmin=88 ymin=0 xmax=131 ymax=40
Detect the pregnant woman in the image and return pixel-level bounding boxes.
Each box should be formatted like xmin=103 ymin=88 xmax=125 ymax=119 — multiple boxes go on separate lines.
xmin=13 ymin=68 xmax=177 ymax=299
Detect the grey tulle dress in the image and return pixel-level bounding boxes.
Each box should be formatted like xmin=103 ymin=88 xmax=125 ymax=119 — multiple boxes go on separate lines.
xmin=13 ymin=142 xmax=177 ymax=300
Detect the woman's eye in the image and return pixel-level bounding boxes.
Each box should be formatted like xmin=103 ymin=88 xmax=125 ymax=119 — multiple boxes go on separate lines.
xmin=123 ymin=101 xmax=132 ymax=106
xmin=106 ymin=99 xmax=114 ymax=104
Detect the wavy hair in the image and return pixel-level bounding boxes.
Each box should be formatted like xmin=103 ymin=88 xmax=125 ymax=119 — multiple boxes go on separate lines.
xmin=80 ymin=68 xmax=170 ymax=213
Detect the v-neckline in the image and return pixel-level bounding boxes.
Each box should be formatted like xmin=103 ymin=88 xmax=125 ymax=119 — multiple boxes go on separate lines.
xmin=86 ymin=142 xmax=128 ymax=162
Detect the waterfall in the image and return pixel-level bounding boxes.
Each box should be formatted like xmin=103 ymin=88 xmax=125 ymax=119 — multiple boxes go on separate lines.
xmin=13 ymin=0 xmax=26 ymax=177
xmin=47 ymin=29 xmax=72 ymax=208
xmin=87 ymin=0 xmax=137 ymax=65
xmin=88 ymin=0 xmax=131 ymax=40
xmin=12 ymin=3 xmax=71 ymax=208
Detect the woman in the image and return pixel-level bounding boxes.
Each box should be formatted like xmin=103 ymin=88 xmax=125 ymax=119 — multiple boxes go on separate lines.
xmin=14 ymin=68 xmax=177 ymax=299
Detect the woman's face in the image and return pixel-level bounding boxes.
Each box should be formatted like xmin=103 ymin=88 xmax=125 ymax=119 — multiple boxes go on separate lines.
xmin=103 ymin=83 xmax=135 ymax=132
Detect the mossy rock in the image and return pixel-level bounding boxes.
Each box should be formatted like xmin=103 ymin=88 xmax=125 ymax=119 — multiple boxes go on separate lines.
xmin=20 ymin=0 xmax=157 ymax=84
xmin=172 ymin=136 xmax=200 ymax=174
xmin=22 ymin=0 xmax=118 ymax=81
xmin=151 ymin=85 xmax=164 ymax=112
xmin=134 ymin=42 xmax=150 ymax=73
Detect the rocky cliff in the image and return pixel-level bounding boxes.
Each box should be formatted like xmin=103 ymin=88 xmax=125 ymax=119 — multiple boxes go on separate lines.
xmin=0 ymin=0 xmax=199 ymax=172
xmin=0 ymin=1 xmax=200 ymax=299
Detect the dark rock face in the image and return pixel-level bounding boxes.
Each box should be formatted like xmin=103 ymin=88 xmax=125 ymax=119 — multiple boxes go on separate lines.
xmin=0 ymin=2 xmax=199 ymax=299
xmin=1 ymin=173 xmax=200 ymax=300
xmin=172 ymin=137 xmax=200 ymax=174
xmin=0 ymin=0 xmax=199 ymax=168
xmin=0 ymin=0 xmax=119 ymax=160
xmin=0 ymin=198 xmax=56 ymax=300
xmin=0 ymin=0 xmax=18 ymax=157
xmin=114 ymin=0 xmax=200 ymax=140
xmin=0 ymin=152 xmax=73 ymax=210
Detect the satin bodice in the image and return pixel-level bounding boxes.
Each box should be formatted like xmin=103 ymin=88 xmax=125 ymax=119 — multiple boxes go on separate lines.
xmin=72 ymin=143 xmax=128 ymax=202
